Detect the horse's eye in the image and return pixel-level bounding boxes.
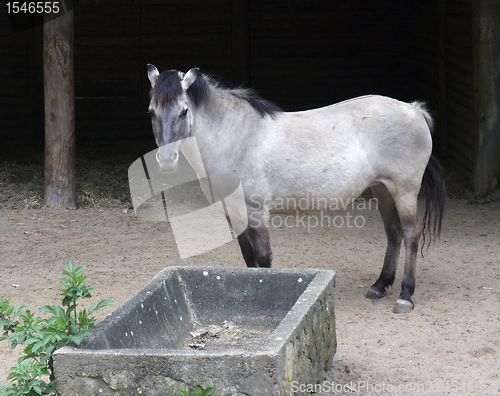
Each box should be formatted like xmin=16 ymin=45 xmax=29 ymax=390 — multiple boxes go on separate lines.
xmin=147 ymin=109 xmax=155 ymax=119
xmin=179 ymin=109 xmax=188 ymax=119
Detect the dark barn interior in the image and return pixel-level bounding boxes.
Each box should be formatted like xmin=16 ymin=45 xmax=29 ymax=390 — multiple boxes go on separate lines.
xmin=1 ymin=0 xmax=499 ymax=197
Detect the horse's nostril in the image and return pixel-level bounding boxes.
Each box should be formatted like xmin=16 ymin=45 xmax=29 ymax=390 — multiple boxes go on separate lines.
xmin=156 ymin=150 xmax=178 ymax=164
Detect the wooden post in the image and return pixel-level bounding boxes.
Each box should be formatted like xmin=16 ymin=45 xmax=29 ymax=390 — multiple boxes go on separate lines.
xmin=472 ymin=0 xmax=500 ymax=197
xmin=43 ymin=2 xmax=76 ymax=208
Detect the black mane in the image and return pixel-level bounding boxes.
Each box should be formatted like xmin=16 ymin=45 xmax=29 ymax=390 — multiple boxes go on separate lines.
xmin=150 ymin=70 xmax=208 ymax=108
xmin=150 ymin=70 xmax=282 ymax=118
xmin=230 ymin=86 xmax=283 ymax=118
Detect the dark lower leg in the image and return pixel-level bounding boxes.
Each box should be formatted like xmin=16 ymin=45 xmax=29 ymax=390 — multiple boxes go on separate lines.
xmin=398 ymin=236 xmax=418 ymax=303
xmin=367 ymin=234 xmax=402 ymax=298
xmin=248 ymin=225 xmax=273 ymax=268
xmin=393 ymin=212 xmax=420 ymax=313
xmin=237 ymin=229 xmax=257 ymax=267
xmin=366 ymin=185 xmax=403 ymax=299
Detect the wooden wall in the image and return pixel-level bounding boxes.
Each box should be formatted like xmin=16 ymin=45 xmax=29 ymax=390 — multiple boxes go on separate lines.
xmin=410 ymin=0 xmax=476 ymax=187
xmin=1 ymin=0 xmax=412 ymax=142
xmin=0 ymin=8 xmax=39 ymax=141
xmin=473 ymin=0 xmax=500 ymax=196
xmin=250 ymin=0 xmax=411 ymax=110
xmin=0 ymin=0 xmax=234 ymax=142
xmin=73 ymin=0 xmax=233 ymax=141
xmin=74 ymin=0 xmax=144 ymax=140
xmin=1 ymin=0 xmax=497 ymax=195
xmin=444 ymin=0 xmax=475 ymax=185
xmin=409 ymin=0 xmax=440 ymax=121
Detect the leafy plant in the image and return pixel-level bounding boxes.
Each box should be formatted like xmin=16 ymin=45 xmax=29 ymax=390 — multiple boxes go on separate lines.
xmin=178 ymin=385 xmax=214 ymax=396
xmin=0 ymin=262 xmax=115 ymax=396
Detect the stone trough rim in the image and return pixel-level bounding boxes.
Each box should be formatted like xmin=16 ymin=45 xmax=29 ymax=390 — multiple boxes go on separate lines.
xmin=56 ymin=266 xmax=336 ymax=357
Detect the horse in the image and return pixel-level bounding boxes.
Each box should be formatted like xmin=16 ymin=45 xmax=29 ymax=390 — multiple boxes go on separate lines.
xmin=146 ymin=64 xmax=446 ymax=313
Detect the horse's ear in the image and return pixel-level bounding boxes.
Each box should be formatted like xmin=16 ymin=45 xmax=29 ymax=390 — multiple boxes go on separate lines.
xmin=181 ymin=68 xmax=199 ymax=91
xmin=147 ymin=64 xmax=160 ymax=87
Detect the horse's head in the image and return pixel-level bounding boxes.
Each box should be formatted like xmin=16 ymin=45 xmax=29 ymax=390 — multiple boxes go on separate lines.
xmin=147 ymin=64 xmax=198 ymax=172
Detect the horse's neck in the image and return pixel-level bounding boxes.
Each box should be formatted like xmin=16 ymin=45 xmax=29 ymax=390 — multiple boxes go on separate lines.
xmin=188 ymin=89 xmax=260 ymax=174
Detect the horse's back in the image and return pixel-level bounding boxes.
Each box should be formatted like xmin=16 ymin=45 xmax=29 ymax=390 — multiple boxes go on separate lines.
xmin=286 ymin=95 xmax=429 ymax=131
xmin=262 ymin=95 xmax=433 ymax=200
xmin=278 ymin=94 xmax=432 ymax=160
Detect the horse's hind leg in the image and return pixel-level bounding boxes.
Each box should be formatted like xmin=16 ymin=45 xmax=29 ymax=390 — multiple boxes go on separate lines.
xmin=366 ymin=184 xmax=403 ymax=300
xmin=392 ymin=192 xmax=421 ymax=313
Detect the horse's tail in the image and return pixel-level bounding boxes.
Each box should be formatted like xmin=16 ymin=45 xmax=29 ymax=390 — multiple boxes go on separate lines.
xmin=410 ymin=101 xmax=434 ymax=134
xmin=421 ymin=155 xmax=446 ymax=254
xmin=412 ymin=101 xmax=434 ymax=135
xmin=411 ymin=101 xmax=446 ymax=253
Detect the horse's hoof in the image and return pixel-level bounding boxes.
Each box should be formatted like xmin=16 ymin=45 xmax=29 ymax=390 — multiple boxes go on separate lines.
xmin=365 ymin=286 xmax=386 ymax=300
xmin=393 ymin=298 xmax=414 ymax=314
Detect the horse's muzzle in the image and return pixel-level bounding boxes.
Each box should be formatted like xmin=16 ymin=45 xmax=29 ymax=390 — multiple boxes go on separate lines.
xmin=156 ymin=149 xmax=179 ymax=172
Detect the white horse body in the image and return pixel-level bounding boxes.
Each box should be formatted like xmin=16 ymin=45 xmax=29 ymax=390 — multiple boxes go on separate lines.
xmin=147 ymin=65 xmax=445 ymax=313
xmin=185 ymin=92 xmax=432 ymax=218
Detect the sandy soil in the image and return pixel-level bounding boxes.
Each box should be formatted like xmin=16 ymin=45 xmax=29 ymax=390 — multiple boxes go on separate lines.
xmin=1 ymin=198 xmax=499 ymax=395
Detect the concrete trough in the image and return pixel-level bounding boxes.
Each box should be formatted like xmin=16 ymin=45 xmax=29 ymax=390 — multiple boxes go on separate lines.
xmin=54 ymin=266 xmax=336 ymax=396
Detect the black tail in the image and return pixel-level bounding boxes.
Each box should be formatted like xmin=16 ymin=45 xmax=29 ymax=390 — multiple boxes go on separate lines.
xmin=421 ymin=155 xmax=446 ymax=254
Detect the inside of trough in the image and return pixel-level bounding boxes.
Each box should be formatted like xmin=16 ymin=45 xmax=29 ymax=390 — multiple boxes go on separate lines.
xmin=80 ymin=268 xmax=315 ymax=351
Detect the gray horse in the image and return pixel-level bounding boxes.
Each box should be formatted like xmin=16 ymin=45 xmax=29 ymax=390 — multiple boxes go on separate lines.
xmin=146 ymin=65 xmax=446 ymax=313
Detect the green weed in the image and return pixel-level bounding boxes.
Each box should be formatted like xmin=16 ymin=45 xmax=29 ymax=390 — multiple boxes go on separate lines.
xmin=0 ymin=262 xmax=115 ymax=396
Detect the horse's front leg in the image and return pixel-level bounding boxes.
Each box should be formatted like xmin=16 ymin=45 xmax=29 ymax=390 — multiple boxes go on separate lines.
xmin=237 ymin=228 xmax=257 ymax=267
xmin=248 ymin=222 xmax=273 ymax=268
xmin=240 ymin=209 xmax=272 ymax=268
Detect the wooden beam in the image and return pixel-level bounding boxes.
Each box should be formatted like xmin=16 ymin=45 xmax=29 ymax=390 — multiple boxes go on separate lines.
xmin=472 ymin=0 xmax=500 ymax=197
xmin=43 ymin=2 xmax=76 ymax=208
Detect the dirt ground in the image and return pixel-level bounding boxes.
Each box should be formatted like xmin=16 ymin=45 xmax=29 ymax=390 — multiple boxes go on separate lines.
xmin=1 ymin=196 xmax=499 ymax=395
